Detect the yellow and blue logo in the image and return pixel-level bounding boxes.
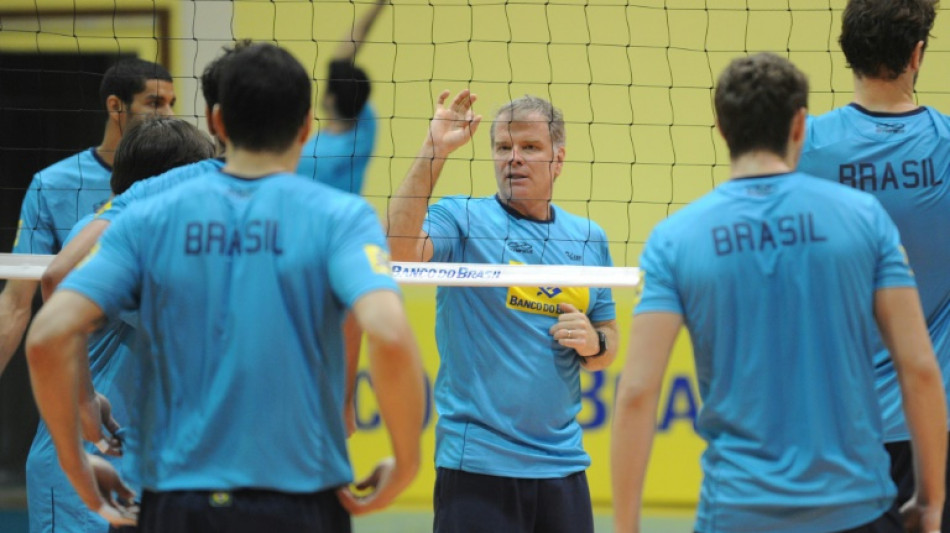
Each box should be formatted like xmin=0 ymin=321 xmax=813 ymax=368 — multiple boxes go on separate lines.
xmin=364 ymin=244 xmax=392 ymax=275
xmin=505 ymin=262 xmax=589 ymax=317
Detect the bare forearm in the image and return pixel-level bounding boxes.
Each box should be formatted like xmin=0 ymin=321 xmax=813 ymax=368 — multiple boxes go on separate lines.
xmin=611 ymin=387 xmax=659 ymax=533
xmin=899 ymin=358 xmax=948 ymax=508
xmin=580 ymin=321 xmax=619 ymax=372
xmin=0 ymin=279 xmax=38 ymax=376
xmin=334 ymin=1 xmax=387 ymax=60
xmin=41 ymin=219 xmax=107 ymax=300
xmin=367 ymin=325 xmax=424 ymax=471
xmin=386 ymin=143 xmax=446 ymax=261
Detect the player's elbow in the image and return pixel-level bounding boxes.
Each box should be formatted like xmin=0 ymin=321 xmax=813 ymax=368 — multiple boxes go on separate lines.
xmin=25 ymin=308 xmax=61 ymax=370
xmin=40 ymin=266 xmax=63 ymax=301
xmin=614 ymin=375 xmax=660 ymax=414
xmin=897 ymin=350 xmax=943 ymax=391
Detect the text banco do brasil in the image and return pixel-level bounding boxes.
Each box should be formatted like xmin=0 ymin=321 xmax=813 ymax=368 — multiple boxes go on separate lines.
xmin=712 ymin=212 xmax=826 ymax=256
xmin=184 ymin=220 xmax=283 ymax=256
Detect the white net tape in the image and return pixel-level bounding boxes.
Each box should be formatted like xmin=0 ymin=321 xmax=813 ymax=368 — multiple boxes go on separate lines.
xmin=0 ymin=254 xmax=640 ymax=288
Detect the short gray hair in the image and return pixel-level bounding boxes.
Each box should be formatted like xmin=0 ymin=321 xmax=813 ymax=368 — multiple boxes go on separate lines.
xmin=490 ymin=95 xmax=566 ymax=148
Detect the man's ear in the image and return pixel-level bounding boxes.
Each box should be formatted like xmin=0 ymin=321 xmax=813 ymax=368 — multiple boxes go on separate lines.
xmin=106 ymin=95 xmax=124 ymax=122
xmin=211 ymin=104 xmax=228 ymax=143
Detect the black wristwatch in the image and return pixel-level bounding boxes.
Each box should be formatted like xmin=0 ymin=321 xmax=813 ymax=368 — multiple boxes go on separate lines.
xmin=594 ymin=330 xmax=607 ymax=357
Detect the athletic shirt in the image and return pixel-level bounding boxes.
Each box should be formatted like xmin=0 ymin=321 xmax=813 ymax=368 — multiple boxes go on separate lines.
xmin=422 ymin=195 xmax=616 ymax=478
xmin=296 ymin=104 xmax=376 ymax=194
xmin=799 ymin=104 xmax=950 ymax=442
xmin=27 ymin=214 xmax=138 ymax=533
xmin=14 ymin=148 xmax=112 ymax=254
xmin=637 ymin=173 xmax=911 ymax=533
xmin=61 ymin=171 xmax=398 ymax=492
xmin=98 ymin=157 xmax=225 ymax=222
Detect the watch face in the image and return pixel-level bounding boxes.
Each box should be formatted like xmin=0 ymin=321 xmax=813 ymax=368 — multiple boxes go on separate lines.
xmin=597 ymin=330 xmax=607 ymax=355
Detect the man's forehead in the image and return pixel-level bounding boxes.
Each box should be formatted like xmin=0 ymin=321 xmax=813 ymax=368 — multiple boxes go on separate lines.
xmin=493 ymin=113 xmax=552 ymax=138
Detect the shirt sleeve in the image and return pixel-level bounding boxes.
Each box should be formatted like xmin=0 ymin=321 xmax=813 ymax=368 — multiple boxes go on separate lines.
xmin=421 ymin=199 xmax=463 ymax=262
xmin=12 ymin=175 xmax=56 ymax=254
xmin=59 ymin=209 xmax=143 ymax=317
xmin=634 ymin=226 xmax=684 ymax=316
xmin=871 ymin=200 xmax=916 ymax=290
xmin=327 ymin=200 xmax=400 ymax=308
xmin=587 ymin=227 xmax=616 ymax=323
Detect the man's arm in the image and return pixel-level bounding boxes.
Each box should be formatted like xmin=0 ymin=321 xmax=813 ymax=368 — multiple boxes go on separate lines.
xmin=386 ymin=89 xmax=481 ymax=262
xmin=611 ymin=312 xmax=682 ymax=533
xmin=342 ymin=312 xmax=361 ymax=437
xmin=874 ymin=286 xmax=948 ymax=532
xmin=25 ymin=290 xmax=134 ymax=524
xmin=549 ymin=302 xmax=618 ymax=371
xmin=336 ymin=289 xmax=425 ymax=515
xmin=0 ymin=279 xmax=38 ymax=377
xmin=333 ymin=0 xmax=388 ymax=61
xmin=41 ymin=218 xmax=110 ymax=300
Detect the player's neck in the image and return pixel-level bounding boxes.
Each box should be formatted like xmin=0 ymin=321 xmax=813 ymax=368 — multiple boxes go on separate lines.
xmin=96 ymin=124 xmax=122 ymax=167
xmin=323 ymin=117 xmax=355 ymax=134
xmin=503 ymin=197 xmax=553 ymax=221
xmin=852 ymin=74 xmax=918 ymax=114
xmin=223 ymin=148 xmax=301 ymax=180
xmin=730 ymin=151 xmax=793 ymax=180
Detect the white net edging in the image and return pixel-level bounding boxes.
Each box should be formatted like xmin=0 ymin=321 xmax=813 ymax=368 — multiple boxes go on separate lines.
xmin=0 ymin=254 xmax=640 ymax=288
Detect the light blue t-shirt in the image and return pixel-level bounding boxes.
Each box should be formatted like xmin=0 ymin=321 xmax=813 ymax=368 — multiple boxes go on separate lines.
xmin=296 ymin=104 xmax=376 ymax=194
xmin=27 ymin=214 xmax=138 ymax=533
xmin=799 ymin=103 xmax=950 ymax=442
xmin=14 ymin=148 xmax=112 ymax=254
xmin=422 ymin=195 xmax=615 ymax=478
xmin=61 ymin=171 xmax=398 ymax=492
xmin=637 ymin=173 xmax=913 ymax=533
xmin=99 ymin=158 xmax=225 ymax=222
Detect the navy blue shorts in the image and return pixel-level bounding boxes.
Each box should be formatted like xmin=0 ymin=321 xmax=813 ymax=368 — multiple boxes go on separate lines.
xmin=885 ymin=433 xmax=950 ymax=533
xmin=138 ymin=488 xmax=350 ymax=533
xmin=433 ymin=467 xmax=594 ymax=533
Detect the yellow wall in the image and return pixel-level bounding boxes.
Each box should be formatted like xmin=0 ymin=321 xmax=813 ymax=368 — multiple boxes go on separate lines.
xmin=228 ymin=0 xmax=950 ymax=510
xmin=9 ymin=0 xmax=950 ymax=511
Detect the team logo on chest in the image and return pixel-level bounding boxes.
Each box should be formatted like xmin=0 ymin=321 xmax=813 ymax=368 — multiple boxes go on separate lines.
xmin=505 ymin=262 xmax=589 ymax=317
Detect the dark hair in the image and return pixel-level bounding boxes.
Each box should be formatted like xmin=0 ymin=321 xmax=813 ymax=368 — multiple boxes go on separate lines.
xmin=218 ymin=43 xmax=311 ymax=152
xmin=200 ymin=40 xmax=253 ymax=111
xmin=111 ymin=116 xmax=216 ymax=195
xmin=326 ymin=59 xmax=370 ymax=120
xmin=840 ymin=0 xmax=938 ymax=80
xmin=714 ymin=53 xmax=809 ymax=160
xmin=99 ymin=58 xmax=172 ymax=108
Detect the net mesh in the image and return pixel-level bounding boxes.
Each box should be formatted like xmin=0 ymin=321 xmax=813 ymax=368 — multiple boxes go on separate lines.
xmin=1 ymin=0 xmax=950 ymax=275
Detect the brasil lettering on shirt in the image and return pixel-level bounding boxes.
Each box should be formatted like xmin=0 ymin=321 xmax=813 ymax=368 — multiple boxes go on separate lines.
xmin=711 ymin=212 xmax=826 ymax=256
xmin=839 ymin=158 xmax=940 ymax=191
xmin=184 ymin=220 xmax=283 ymax=256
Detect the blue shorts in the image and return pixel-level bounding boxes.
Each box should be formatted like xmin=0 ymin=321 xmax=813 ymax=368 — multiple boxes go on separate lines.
xmin=433 ymin=467 xmax=594 ymax=533
xmin=138 ymin=488 xmax=350 ymax=533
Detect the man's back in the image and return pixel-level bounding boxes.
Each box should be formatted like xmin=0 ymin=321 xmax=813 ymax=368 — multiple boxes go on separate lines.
xmin=800 ymin=104 xmax=950 ymax=441
xmin=61 ymin=171 xmax=397 ymax=493
xmin=638 ymin=172 xmax=911 ymax=532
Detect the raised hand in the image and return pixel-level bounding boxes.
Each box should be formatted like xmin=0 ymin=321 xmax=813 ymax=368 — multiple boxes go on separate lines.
xmin=426 ymin=89 xmax=483 ymax=158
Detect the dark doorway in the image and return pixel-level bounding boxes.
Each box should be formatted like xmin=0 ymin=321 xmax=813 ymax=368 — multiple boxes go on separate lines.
xmin=0 ymin=52 xmax=132 ymax=487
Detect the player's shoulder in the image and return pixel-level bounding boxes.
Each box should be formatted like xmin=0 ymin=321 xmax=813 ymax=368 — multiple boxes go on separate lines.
xmin=34 ymin=148 xmax=108 ymax=185
xmin=805 ymin=107 xmax=854 ymax=146
xmin=551 ymin=204 xmax=608 ymax=238
xmin=431 ymin=194 xmax=495 ymax=216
